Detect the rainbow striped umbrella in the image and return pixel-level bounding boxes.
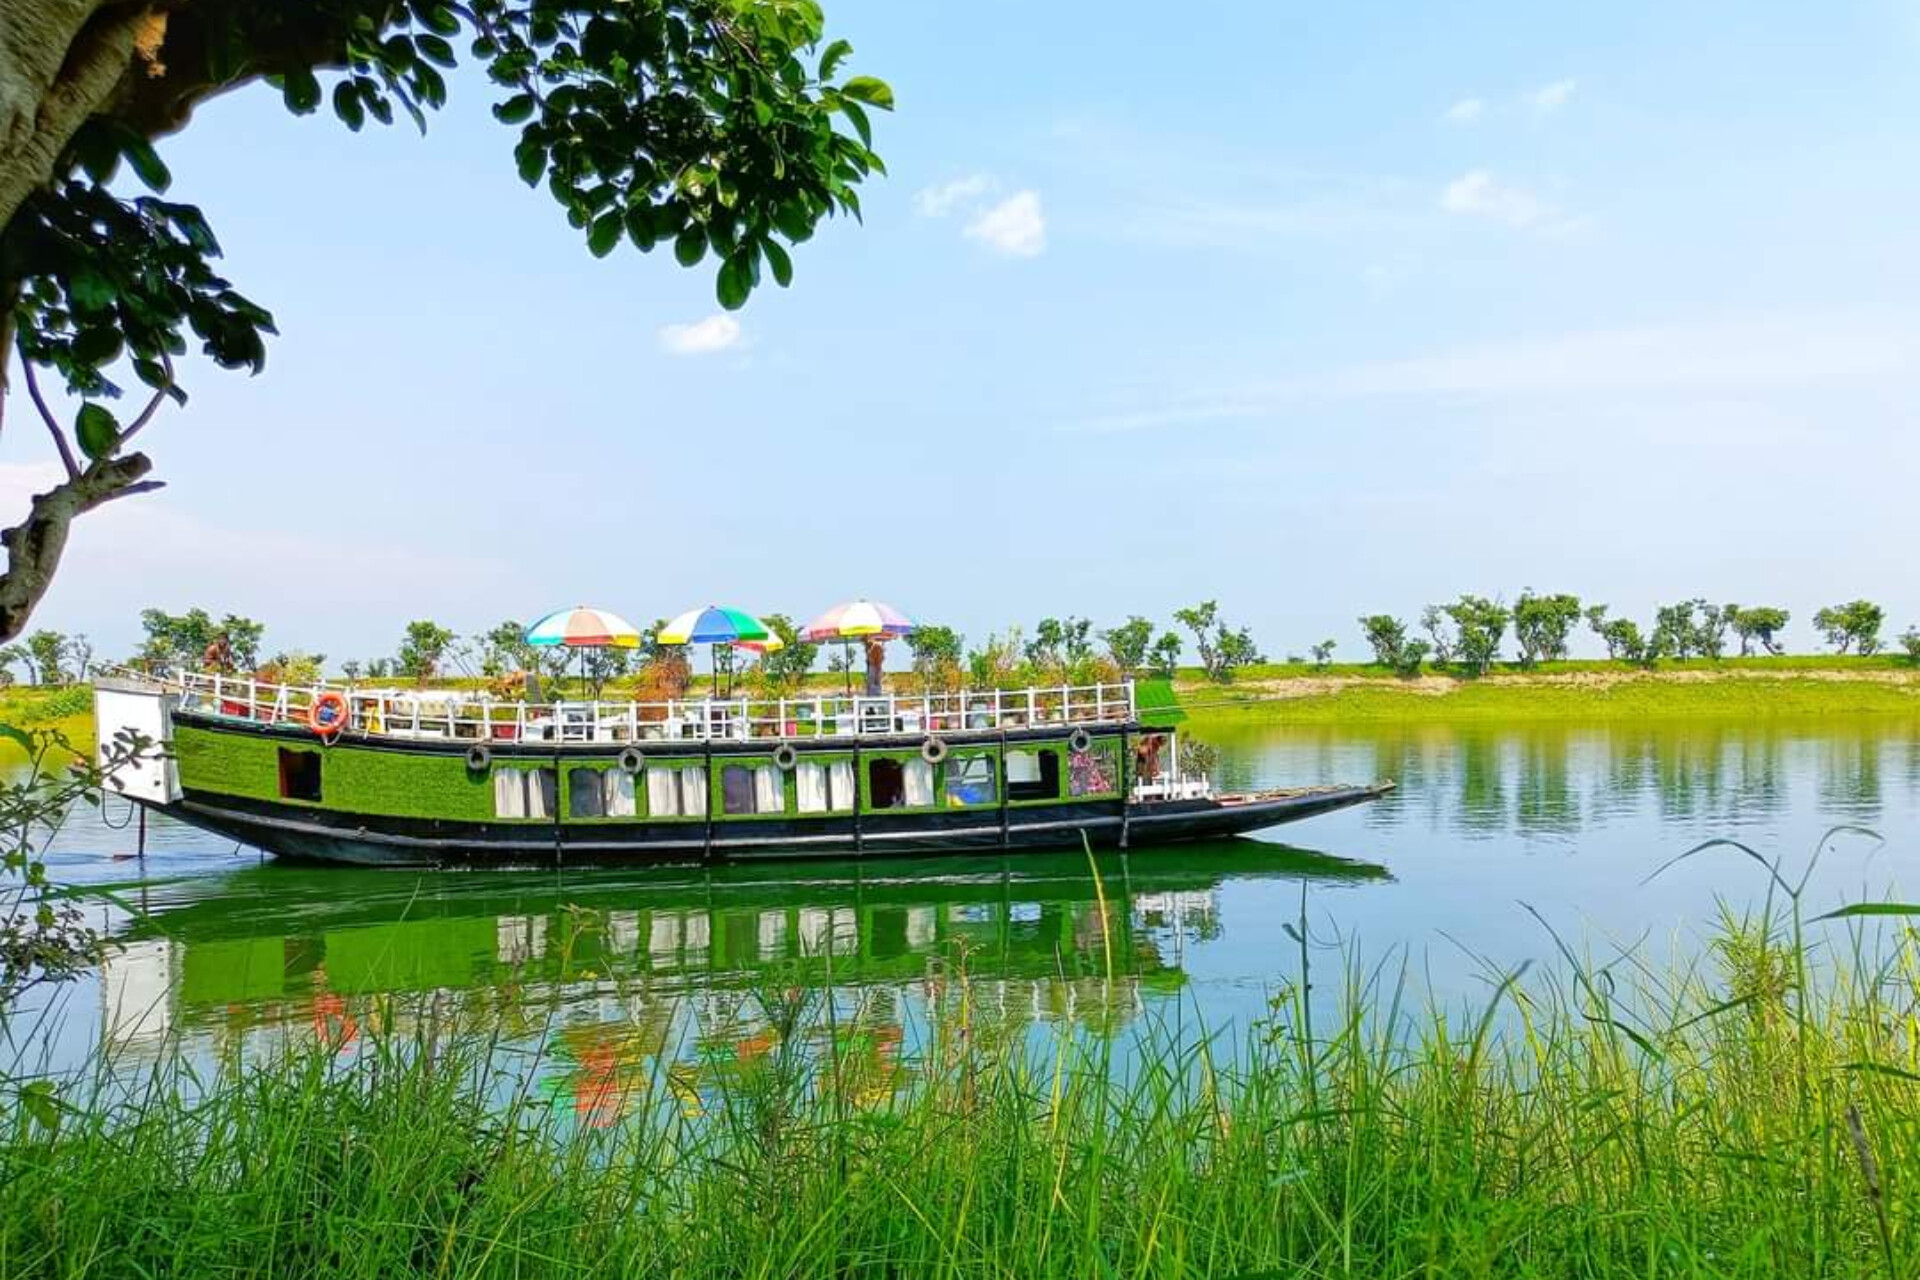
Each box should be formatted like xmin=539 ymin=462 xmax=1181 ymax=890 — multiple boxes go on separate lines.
xmin=524 ymin=605 xmax=643 ymax=648
xmin=657 ymin=605 xmax=773 ymax=646
xmin=799 ymin=599 xmax=916 ymax=642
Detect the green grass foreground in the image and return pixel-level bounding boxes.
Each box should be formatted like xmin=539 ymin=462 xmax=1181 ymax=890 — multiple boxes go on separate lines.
xmin=4 ymin=897 xmax=1918 ymax=1278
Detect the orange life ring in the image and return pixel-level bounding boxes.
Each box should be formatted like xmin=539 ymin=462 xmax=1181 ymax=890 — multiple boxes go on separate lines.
xmin=307 ymin=691 xmax=350 ymax=737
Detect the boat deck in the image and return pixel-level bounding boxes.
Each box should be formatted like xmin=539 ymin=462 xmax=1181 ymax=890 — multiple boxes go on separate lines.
xmin=152 ymin=671 xmax=1140 ymax=747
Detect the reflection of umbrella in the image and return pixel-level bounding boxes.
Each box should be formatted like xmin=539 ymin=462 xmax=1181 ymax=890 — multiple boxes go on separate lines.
xmin=658 ymin=606 xmax=775 ymax=697
xmin=800 ymin=600 xmax=916 ymax=695
xmin=525 ymin=605 xmax=642 ymax=693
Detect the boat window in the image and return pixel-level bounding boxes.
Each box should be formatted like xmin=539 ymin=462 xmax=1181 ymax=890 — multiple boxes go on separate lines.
xmin=494 ymin=766 xmax=557 ymax=819
xmin=1069 ymin=743 xmax=1118 ymax=797
xmin=277 ymin=748 xmax=322 ymax=802
xmin=645 ymin=765 xmax=707 ymax=818
xmin=869 ymin=757 xmax=933 ymax=810
xmin=944 ymin=755 xmax=997 ymax=806
xmin=569 ymin=768 xmax=637 ymax=819
xmin=1004 ymin=749 xmax=1060 ymax=802
xmin=722 ymin=765 xmax=755 ymax=815
xmin=868 ymin=758 xmax=904 ymax=809
xmin=721 ymin=764 xmax=786 ymax=816
xmin=797 ymin=760 xmax=856 ymax=813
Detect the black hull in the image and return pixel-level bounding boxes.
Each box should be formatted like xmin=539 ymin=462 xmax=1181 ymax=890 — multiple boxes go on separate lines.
xmin=157 ymin=784 xmax=1394 ymax=868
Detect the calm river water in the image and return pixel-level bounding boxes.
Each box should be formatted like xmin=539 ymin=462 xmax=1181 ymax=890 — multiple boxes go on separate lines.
xmin=15 ymin=715 xmax=1920 ymax=1100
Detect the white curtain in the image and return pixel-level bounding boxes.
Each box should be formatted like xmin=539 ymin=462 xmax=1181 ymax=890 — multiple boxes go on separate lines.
xmin=753 ymin=765 xmax=784 ymax=814
xmin=903 ymin=758 xmax=934 ymax=808
xmin=604 ymin=769 xmax=636 ymax=817
xmin=680 ymin=767 xmax=707 ymax=816
xmin=494 ymin=769 xmax=525 ymax=819
xmin=1006 ymin=751 xmax=1041 ymax=783
xmin=797 ymin=762 xmax=828 ymax=813
xmin=828 ymin=760 xmax=855 ymax=811
xmin=526 ymin=769 xmax=553 ymax=819
xmin=646 ymin=767 xmax=679 ymax=817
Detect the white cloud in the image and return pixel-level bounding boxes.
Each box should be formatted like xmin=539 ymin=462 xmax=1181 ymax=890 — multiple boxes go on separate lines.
xmin=914 ymin=173 xmax=995 ymax=217
xmin=1440 ymin=170 xmax=1552 ymax=228
xmin=964 ymin=191 xmax=1047 ymax=257
xmin=1528 ymin=78 xmax=1576 ymax=112
xmin=1063 ymin=309 xmax=1920 ymax=433
xmin=1443 ymin=98 xmax=1484 ymax=124
xmin=656 ymin=314 xmax=742 ymax=356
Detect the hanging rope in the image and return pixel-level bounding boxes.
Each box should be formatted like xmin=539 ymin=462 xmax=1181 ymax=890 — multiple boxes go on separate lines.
xmin=100 ymin=790 xmax=137 ymax=830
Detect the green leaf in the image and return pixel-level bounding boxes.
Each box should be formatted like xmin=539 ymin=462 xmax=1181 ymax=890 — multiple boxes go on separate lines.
xmin=415 ymin=34 xmax=458 ymax=68
xmin=673 ymin=226 xmax=706 ymax=268
xmin=840 ymin=98 xmax=871 ymax=148
xmin=1815 ymin=902 xmax=1920 ymax=921
xmin=1843 ymin=1060 xmax=1920 ymax=1084
xmin=587 ymin=211 xmax=622 ymax=258
xmin=19 ymin=1080 xmax=62 ymax=1134
xmin=625 ymin=206 xmax=659 ymax=250
xmin=283 ymin=66 xmax=322 ymax=114
xmin=120 ymin=134 xmax=172 ymax=193
xmin=772 ymin=202 xmax=815 ymax=243
xmin=419 ymin=4 xmax=461 ymax=35
xmin=818 ymin=39 xmax=853 ymax=80
xmin=71 ymin=327 xmax=123 ymax=367
xmin=716 ymin=253 xmax=752 ymax=310
xmin=75 ymin=403 xmax=120 ymax=461
xmin=494 ymin=92 xmax=537 ymax=124
xmin=840 ymin=76 xmax=894 ymax=110
xmin=332 ymin=81 xmax=367 ymax=130
xmin=762 ymin=238 xmax=793 ymax=288
xmin=0 ymin=725 xmax=33 ymax=754
xmin=67 ymin=267 xmax=116 ymax=312
xmin=514 ymin=137 xmax=547 ymax=185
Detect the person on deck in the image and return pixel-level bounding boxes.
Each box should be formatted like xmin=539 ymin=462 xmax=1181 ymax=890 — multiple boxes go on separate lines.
xmin=863 ymin=635 xmax=887 ymax=698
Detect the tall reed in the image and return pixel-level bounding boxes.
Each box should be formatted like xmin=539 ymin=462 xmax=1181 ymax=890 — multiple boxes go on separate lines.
xmin=3 ymin=848 xmax=1917 ymax=1278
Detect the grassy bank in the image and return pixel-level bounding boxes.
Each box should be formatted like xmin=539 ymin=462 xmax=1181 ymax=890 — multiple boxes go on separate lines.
xmin=0 ymin=685 xmax=93 ymax=759
xmin=4 ymin=896 xmax=1918 ymax=1278
xmin=1167 ymin=658 xmax=1920 ymax=724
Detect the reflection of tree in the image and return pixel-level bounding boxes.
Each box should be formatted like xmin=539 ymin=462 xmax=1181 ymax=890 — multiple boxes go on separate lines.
xmin=1817 ymin=729 xmax=1883 ymax=822
xmin=1452 ymin=732 xmax=1508 ymax=837
xmin=1514 ymin=730 xmax=1578 ymax=837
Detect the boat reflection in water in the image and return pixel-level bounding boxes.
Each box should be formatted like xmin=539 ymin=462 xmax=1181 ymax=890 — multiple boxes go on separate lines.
xmin=98 ymin=841 xmax=1390 ymax=1121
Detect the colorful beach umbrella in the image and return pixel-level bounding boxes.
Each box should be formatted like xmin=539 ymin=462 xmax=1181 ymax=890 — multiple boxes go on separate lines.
xmin=798 ymin=600 xmax=916 ymax=642
xmin=657 ymin=605 xmax=773 ymax=645
xmin=525 ymin=606 xmax=643 ymax=648
xmin=658 ymin=606 xmax=778 ymax=698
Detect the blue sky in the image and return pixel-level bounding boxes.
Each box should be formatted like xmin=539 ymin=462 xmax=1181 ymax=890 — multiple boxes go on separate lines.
xmin=9 ymin=0 xmax=1920 ymax=665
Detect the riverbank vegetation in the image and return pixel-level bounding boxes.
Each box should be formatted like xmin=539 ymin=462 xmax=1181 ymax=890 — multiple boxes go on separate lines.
xmin=4 ymin=884 xmax=1917 ymax=1278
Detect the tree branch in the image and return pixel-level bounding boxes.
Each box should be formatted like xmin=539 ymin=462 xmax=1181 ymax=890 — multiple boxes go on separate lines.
xmin=16 ymin=349 xmax=79 ymax=479
xmin=0 ymin=449 xmax=153 ymax=642
xmin=113 ymin=349 xmax=171 ymax=449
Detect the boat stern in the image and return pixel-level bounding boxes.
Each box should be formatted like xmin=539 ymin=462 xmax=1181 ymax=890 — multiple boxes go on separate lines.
xmin=93 ymin=674 xmax=181 ymax=805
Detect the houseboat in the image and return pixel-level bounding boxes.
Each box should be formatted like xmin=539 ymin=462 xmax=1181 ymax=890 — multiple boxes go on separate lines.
xmin=93 ymin=672 xmax=1392 ymax=867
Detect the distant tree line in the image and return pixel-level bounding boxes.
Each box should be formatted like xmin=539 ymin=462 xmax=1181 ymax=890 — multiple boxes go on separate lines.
xmin=1359 ymin=593 xmax=1915 ymax=677
xmin=11 ymin=594 xmax=1919 ymax=693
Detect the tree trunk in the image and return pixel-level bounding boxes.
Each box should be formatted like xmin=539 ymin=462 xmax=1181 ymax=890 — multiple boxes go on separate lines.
xmin=0 ymin=1 xmax=154 ymax=240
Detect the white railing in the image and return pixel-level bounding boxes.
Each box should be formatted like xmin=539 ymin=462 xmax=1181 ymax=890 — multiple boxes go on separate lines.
xmin=159 ymin=671 xmax=1138 ymax=746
